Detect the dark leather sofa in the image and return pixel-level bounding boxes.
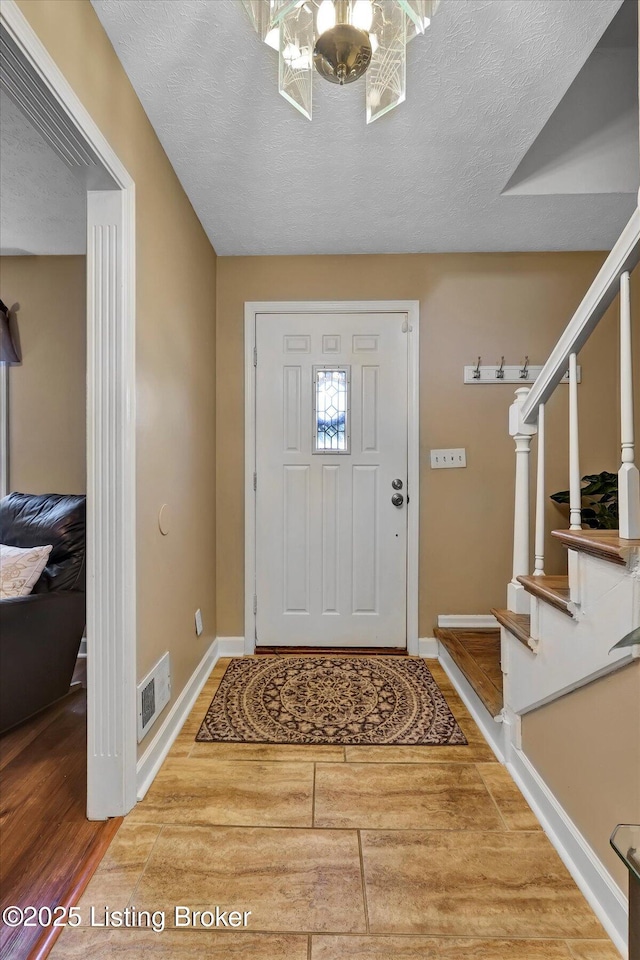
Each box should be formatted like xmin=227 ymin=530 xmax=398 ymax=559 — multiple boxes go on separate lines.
xmin=0 ymin=493 xmax=86 ymax=734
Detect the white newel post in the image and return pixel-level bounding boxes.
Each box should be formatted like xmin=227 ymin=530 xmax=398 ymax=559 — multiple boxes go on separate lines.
xmin=618 ymin=271 xmax=640 ymax=538
xmin=508 ymin=387 xmax=537 ymax=613
xmin=569 ymin=352 xmax=582 ymax=530
xmin=533 ymin=402 xmax=546 ymax=576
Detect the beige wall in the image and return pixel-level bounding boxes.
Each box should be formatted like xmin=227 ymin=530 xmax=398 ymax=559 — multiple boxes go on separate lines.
xmin=522 ymin=662 xmax=640 ymax=890
xmin=216 ymin=252 xmax=623 ymax=637
xmin=16 ymin=0 xmax=218 ymax=745
xmin=1 ymin=255 xmax=86 ymax=494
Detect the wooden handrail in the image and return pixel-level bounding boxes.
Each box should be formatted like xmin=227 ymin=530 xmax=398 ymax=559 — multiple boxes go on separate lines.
xmin=521 ymin=207 xmax=640 ymax=425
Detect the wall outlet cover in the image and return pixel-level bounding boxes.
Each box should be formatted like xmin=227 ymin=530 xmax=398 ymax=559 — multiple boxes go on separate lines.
xmin=430 ymin=448 xmax=467 ymax=469
xmin=195 ymin=608 xmax=203 ymax=636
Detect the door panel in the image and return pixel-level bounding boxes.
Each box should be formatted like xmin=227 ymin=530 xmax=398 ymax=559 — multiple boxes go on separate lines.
xmin=255 ymin=312 xmax=408 ymax=647
xmin=283 ymin=465 xmax=309 ymax=613
xmin=321 ymin=464 xmax=339 ymax=614
xmin=352 ymin=465 xmax=380 ymax=614
xmin=361 ymin=366 xmax=379 ymax=452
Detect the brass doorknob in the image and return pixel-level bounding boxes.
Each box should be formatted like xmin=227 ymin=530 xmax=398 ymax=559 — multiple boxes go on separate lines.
xmin=391 ymin=493 xmax=404 ymax=507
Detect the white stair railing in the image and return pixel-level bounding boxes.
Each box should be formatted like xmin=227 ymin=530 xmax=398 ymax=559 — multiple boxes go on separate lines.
xmin=533 ymin=402 xmax=545 ymax=576
xmin=507 ymin=208 xmax=640 ymax=614
xmin=568 ymin=352 xmax=582 ymax=531
xmin=508 ymin=387 xmax=536 ymax=613
xmin=619 ymin=270 xmax=640 ymax=538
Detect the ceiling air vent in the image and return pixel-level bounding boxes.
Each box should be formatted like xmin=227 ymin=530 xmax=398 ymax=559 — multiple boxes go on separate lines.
xmin=137 ymin=652 xmax=171 ymax=742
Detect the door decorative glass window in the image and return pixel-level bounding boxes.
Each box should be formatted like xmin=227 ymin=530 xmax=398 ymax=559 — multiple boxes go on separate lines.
xmin=313 ymin=365 xmax=350 ymax=453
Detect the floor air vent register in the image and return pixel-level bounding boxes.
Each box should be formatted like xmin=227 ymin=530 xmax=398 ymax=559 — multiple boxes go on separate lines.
xmin=137 ymin=652 xmax=171 ymax=741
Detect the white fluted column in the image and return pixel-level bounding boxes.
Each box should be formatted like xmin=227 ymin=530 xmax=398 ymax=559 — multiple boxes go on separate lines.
xmin=533 ymin=402 xmax=546 ymax=575
xmin=569 ymin=352 xmax=582 ymax=530
xmin=619 ymin=271 xmax=640 ymax=538
xmin=508 ymin=387 xmax=537 ymax=613
xmin=0 ymin=364 xmax=8 ymax=499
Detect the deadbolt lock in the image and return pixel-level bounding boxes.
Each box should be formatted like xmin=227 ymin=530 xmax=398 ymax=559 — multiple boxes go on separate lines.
xmin=391 ymin=479 xmax=403 ymax=490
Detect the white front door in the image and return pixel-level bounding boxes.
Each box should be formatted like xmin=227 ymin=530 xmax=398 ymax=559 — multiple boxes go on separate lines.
xmin=255 ymin=312 xmax=409 ymax=648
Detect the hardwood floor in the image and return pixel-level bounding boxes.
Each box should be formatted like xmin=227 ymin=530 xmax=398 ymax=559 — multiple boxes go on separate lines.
xmin=0 ymin=661 xmax=121 ymax=960
xmin=435 ymin=627 xmax=504 ymax=716
xmin=47 ymin=658 xmax=619 ymax=959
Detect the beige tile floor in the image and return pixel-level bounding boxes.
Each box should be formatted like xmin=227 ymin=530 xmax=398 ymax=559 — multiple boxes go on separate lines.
xmin=50 ymin=658 xmax=621 ymax=959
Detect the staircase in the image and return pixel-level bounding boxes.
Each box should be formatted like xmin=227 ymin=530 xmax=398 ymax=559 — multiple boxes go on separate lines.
xmin=433 ymin=208 xmax=640 ymax=960
xmin=494 ymin=529 xmax=640 ymax=718
xmin=495 ymin=207 xmax=640 ymax=724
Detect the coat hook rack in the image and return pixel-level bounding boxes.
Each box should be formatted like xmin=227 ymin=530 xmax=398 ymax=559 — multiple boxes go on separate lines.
xmin=463 ymin=358 xmax=582 ymax=385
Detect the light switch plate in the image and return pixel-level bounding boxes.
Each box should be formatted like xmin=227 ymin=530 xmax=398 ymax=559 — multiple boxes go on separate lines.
xmin=195 ymin=608 xmax=203 ymax=636
xmin=430 ymin=448 xmax=467 ymax=469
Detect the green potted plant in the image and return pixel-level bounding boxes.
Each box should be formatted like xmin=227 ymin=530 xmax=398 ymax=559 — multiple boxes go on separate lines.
xmin=550 ymin=471 xmax=618 ymax=529
xmin=610 ymin=626 xmax=640 ymax=653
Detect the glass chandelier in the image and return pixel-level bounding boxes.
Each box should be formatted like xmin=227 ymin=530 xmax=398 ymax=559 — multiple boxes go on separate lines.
xmin=242 ymin=0 xmax=440 ymax=122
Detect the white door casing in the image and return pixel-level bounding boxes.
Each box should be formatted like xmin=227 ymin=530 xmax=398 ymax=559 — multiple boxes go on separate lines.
xmin=1 ymin=1 xmax=137 ymax=818
xmin=245 ymin=302 xmax=420 ymax=653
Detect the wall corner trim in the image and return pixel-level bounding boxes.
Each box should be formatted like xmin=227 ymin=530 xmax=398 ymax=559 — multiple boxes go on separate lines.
xmin=136 ymin=636 xmax=244 ymax=800
xmin=418 ymin=637 xmax=439 ymax=658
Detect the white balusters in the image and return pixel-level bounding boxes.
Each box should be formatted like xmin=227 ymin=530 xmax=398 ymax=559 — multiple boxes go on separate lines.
xmin=533 ymin=402 xmax=545 ymax=575
xmin=508 ymin=387 xmax=537 ymax=613
xmin=618 ymin=271 xmax=640 ymax=538
xmin=568 ymin=352 xmax=582 ymax=530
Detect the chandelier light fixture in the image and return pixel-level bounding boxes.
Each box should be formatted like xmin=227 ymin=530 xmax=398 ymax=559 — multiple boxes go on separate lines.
xmin=242 ymin=0 xmax=440 ymax=122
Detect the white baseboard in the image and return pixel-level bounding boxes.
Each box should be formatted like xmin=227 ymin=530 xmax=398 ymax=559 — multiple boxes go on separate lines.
xmin=439 ymin=647 xmax=627 ymax=953
xmin=438 ymin=644 xmax=505 ymax=762
xmin=418 ymin=637 xmax=439 ymax=658
xmin=216 ymin=637 xmax=246 ymax=657
xmin=136 ymin=636 xmax=244 ymax=800
xmin=437 ymin=614 xmax=498 ymax=629
xmin=506 ymin=746 xmax=628 ymax=958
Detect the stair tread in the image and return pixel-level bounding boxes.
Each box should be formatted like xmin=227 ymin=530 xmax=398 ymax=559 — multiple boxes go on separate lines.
xmin=517 ymin=575 xmax=573 ymax=617
xmin=434 ymin=627 xmax=503 ymax=717
xmin=552 ymin=529 xmax=640 ymax=567
xmin=491 ymin=609 xmax=533 ymax=650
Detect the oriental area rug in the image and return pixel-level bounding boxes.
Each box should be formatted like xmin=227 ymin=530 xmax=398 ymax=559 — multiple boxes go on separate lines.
xmin=195 ymin=656 xmax=467 ymax=746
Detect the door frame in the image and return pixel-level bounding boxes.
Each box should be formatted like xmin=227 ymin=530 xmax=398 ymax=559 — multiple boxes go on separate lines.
xmin=1 ymin=1 xmax=137 ymax=818
xmin=244 ymin=300 xmax=420 ymax=655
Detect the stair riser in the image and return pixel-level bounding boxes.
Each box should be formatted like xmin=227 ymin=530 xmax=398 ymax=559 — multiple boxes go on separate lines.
xmin=576 ymin=550 xmax=640 ymax=621
xmin=503 ymin=626 xmax=636 ymax=715
xmin=503 ymin=551 xmax=639 ymax=716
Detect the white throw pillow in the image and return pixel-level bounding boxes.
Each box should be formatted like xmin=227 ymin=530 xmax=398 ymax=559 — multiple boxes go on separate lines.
xmin=0 ymin=543 xmax=53 ymax=599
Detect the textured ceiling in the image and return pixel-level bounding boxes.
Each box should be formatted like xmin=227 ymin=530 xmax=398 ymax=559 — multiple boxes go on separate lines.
xmin=92 ymin=0 xmax=634 ymax=255
xmin=0 ymin=89 xmax=86 ymax=256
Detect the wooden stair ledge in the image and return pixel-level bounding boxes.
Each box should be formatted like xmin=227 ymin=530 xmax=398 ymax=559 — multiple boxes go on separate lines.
xmin=491 ymin=609 xmax=534 ymax=650
xmin=552 ymin=529 xmax=640 ymax=567
xmin=517 ymin=575 xmax=574 ymax=617
xmin=434 ymin=627 xmax=503 ymax=717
